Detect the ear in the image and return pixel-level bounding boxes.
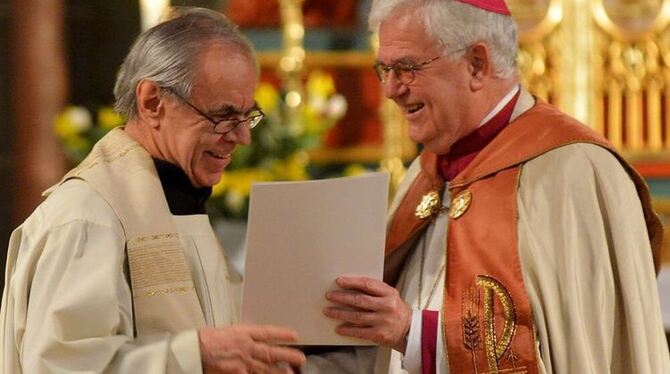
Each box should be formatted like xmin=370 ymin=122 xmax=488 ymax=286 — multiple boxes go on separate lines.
xmin=466 ymin=43 xmax=491 ymax=91
xmin=135 ymin=79 xmax=164 ymax=128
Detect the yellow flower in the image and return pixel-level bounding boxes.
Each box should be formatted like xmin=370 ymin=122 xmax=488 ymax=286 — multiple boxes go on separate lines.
xmin=98 ymin=107 xmax=124 ymax=129
xmin=343 ymin=164 xmax=370 ymax=177
xmin=215 ymin=168 xmax=274 ymax=199
xmin=255 ymin=83 xmax=280 ymax=113
xmin=302 ymin=105 xmax=322 ymax=135
xmin=306 ymin=69 xmax=335 ymax=98
xmin=54 ymin=106 xmax=92 ymax=139
xmin=211 ymin=176 xmax=227 ymax=197
xmin=272 ymin=152 xmax=309 ymax=181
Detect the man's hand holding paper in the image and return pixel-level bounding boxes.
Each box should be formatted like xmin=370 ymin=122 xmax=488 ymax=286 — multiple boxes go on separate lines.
xmin=323 ymin=276 xmax=412 ymax=352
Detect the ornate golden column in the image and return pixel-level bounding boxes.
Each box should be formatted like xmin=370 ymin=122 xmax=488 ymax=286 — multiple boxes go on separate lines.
xmin=562 ymin=0 xmax=597 ymax=127
xmin=513 ymin=0 xmax=563 ymax=108
xmin=592 ymin=0 xmax=670 ymax=153
xmin=11 ymin=0 xmax=68 ymax=223
xmin=278 ymin=0 xmax=306 ymax=135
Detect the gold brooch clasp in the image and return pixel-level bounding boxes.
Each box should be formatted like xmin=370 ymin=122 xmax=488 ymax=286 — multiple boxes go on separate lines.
xmin=449 ymin=190 xmax=472 ymax=219
xmin=415 ymin=190 xmax=442 ymax=219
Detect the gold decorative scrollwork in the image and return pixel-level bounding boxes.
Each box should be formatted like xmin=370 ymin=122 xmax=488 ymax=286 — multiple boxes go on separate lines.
xmin=593 ymin=0 xmax=670 ymax=153
xmin=513 ymin=0 xmax=563 ymax=105
xmin=592 ymin=0 xmax=670 ymax=41
xmin=476 ymin=275 xmax=517 ymax=368
xmin=517 ymin=33 xmax=562 ymax=105
xmin=509 ymin=0 xmax=563 ymax=43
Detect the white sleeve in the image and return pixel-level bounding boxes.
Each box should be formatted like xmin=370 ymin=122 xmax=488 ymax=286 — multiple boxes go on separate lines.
xmin=17 ymin=219 xmax=202 ymax=373
xmin=5 ymin=182 xmax=203 ymax=373
xmin=517 ymin=143 xmax=670 ymax=373
xmin=401 ymin=309 xmax=423 ymax=373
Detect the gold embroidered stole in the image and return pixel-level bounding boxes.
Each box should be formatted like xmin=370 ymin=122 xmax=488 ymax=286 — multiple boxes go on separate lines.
xmin=44 ymin=128 xmax=206 ymax=335
xmin=385 ymin=102 xmax=662 ymax=374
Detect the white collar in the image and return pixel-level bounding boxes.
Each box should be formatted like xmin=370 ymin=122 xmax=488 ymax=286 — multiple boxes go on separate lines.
xmin=477 ymin=84 xmax=520 ymax=127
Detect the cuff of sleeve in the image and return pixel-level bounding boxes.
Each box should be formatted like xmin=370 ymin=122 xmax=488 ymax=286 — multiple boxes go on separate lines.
xmin=401 ymin=309 xmax=423 ymax=373
xmin=169 ymin=329 xmax=203 ymax=373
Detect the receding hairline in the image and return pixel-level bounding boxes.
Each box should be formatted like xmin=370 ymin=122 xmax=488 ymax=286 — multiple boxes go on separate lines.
xmin=188 ymin=39 xmax=259 ymax=86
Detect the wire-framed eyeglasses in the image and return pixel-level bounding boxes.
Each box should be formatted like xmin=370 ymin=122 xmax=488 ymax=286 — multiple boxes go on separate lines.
xmin=373 ymin=46 xmax=469 ymax=85
xmin=165 ymin=88 xmax=265 ymax=134
xmin=373 ymin=56 xmax=441 ymax=85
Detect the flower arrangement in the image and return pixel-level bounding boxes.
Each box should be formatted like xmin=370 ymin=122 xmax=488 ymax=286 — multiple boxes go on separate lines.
xmin=54 ymin=105 xmax=125 ymax=164
xmin=209 ymin=69 xmax=349 ymax=218
xmin=54 ymin=69 xmax=362 ymax=219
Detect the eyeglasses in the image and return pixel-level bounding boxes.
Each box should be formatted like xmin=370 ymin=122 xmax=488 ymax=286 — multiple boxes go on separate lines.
xmin=373 ymin=56 xmax=440 ymax=85
xmin=373 ymin=47 xmax=468 ymax=85
xmin=165 ymin=88 xmax=265 ymax=134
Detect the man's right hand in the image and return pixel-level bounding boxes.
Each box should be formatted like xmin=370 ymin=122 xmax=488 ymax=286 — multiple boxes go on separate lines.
xmin=198 ymin=325 xmax=306 ymax=373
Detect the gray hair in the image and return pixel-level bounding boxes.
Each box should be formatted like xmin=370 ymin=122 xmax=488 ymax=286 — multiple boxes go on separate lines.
xmin=114 ymin=7 xmax=257 ymax=120
xmin=369 ymin=0 xmax=517 ymax=79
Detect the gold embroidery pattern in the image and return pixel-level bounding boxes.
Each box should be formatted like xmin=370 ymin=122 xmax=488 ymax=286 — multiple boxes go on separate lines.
xmin=128 ymin=233 xmax=179 ymax=244
xmin=462 ymin=275 xmax=524 ymax=373
xmin=72 ymin=144 xmax=140 ymax=176
xmin=127 ymin=235 xmax=191 ymax=290
xmin=477 ymin=275 xmax=517 ymax=362
xmin=462 ymin=287 xmax=482 ymax=373
xmin=415 ymin=190 xmax=442 ymax=219
xmin=135 ymin=285 xmax=196 ymax=298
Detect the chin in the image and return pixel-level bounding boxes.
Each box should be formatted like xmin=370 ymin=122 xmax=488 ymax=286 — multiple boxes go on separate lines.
xmin=421 ymin=138 xmax=453 ymax=155
xmin=408 ymin=127 xmax=427 ymax=145
xmin=191 ymin=172 xmax=219 ymax=188
xmin=201 ymin=176 xmax=221 ymax=188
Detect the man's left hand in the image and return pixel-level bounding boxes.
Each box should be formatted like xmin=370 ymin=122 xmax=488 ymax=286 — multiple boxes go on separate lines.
xmin=323 ymin=276 xmax=412 ymax=353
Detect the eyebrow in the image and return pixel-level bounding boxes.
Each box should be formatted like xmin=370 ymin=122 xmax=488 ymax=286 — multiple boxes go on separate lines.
xmin=208 ymin=104 xmax=238 ymax=117
xmin=209 ymin=102 xmax=261 ymax=117
xmin=375 ymin=56 xmax=418 ymax=66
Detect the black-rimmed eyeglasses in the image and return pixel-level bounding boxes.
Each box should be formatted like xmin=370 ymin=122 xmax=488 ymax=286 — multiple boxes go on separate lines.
xmin=165 ymin=88 xmax=265 ymax=134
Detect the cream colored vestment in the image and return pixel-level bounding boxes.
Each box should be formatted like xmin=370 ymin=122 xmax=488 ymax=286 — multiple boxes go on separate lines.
xmin=1 ymin=130 xmax=238 ymax=373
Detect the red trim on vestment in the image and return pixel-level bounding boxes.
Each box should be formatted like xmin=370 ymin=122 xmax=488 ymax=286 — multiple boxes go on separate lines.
xmin=439 ymin=91 xmax=519 ymax=181
xmin=421 ymin=310 xmax=439 ymax=374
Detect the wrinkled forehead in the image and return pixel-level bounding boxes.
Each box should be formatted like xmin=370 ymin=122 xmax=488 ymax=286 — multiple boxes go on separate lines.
xmin=191 ymin=43 xmax=259 ymax=109
xmin=377 ymin=11 xmax=438 ymax=64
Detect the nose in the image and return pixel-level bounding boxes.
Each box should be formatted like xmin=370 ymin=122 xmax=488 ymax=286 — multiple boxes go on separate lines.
xmin=382 ymin=73 xmax=408 ymax=99
xmin=225 ymin=123 xmax=252 ymax=146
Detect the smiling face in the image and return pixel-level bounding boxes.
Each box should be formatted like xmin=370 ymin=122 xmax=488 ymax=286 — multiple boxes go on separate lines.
xmin=378 ymin=10 xmax=480 ymax=154
xmin=157 ymin=42 xmax=258 ymax=187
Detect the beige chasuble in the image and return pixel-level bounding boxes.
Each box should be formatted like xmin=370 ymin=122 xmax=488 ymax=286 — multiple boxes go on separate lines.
xmin=1 ymin=128 xmax=239 ymax=373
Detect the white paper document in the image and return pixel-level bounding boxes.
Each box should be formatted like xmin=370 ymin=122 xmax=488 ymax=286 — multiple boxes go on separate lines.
xmin=241 ymin=172 xmax=389 ymax=345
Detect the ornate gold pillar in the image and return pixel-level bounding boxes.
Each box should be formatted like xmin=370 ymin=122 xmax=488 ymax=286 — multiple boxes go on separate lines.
xmin=562 ymin=0 xmax=597 ymax=126
xmin=278 ymin=0 xmax=306 ymax=134
xmin=11 ymin=0 xmax=68 ymax=223
xmin=513 ymin=0 xmax=563 ymax=107
xmin=592 ymin=0 xmax=670 ymax=153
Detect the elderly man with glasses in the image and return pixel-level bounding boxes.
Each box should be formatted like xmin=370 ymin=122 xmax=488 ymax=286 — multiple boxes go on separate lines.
xmin=308 ymin=0 xmax=670 ymax=373
xmin=0 ymin=8 xmax=305 ymax=373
